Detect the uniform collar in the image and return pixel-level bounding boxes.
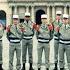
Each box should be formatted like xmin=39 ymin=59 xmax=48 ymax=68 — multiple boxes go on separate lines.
xmin=41 ymin=23 xmax=47 ymax=28
xmin=56 ymin=19 xmax=62 ymax=22
xmin=63 ymin=24 xmax=70 ymax=29
xmin=24 ymin=20 xmax=31 ymax=23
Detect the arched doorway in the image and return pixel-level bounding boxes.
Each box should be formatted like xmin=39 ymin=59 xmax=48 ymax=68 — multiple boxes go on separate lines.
xmin=36 ymin=9 xmax=45 ymax=25
xmin=0 ymin=10 xmax=6 ymax=28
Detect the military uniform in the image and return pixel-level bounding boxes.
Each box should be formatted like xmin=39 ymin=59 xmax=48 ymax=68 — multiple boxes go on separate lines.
xmin=0 ymin=21 xmax=4 ymax=70
xmin=21 ymin=12 xmax=34 ymax=70
xmin=7 ymin=15 xmax=22 ymax=70
xmin=36 ymin=14 xmax=53 ymax=70
xmin=59 ymin=14 xmax=70 ymax=70
xmin=53 ymin=11 xmax=62 ymax=70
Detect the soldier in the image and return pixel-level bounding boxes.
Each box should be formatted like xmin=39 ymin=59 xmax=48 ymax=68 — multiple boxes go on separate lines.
xmin=6 ymin=15 xmax=22 ymax=70
xmin=53 ymin=11 xmax=62 ymax=70
xmin=58 ymin=14 xmax=70 ymax=70
xmin=21 ymin=12 xmax=35 ymax=70
xmin=36 ymin=14 xmax=53 ymax=70
xmin=0 ymin=20 xmax=4 ymax=70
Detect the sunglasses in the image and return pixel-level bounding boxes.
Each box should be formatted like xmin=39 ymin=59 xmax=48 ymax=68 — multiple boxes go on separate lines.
xmin=63 ymin=18 xmax=68 ymax=20
xmin=57 ymin=14 xmax=61 ymax=16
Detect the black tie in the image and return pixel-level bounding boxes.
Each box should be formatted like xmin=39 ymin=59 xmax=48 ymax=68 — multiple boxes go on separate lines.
xmin=26 ymin=20 xmax=28 ymax=23
xmin=65 ymin=25 xmax=66 ymax=29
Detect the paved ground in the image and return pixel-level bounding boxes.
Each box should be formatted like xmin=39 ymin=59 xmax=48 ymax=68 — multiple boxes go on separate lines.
xmin=2 ymin=31 xmax=69 ymax=70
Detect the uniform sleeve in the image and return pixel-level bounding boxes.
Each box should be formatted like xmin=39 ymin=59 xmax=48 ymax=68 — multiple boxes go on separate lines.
xmin=58 ymin=26 xmax=62 ymax=38
xmin=36 ymin=31 xmax=40 ymax=39
xmin=6 ymin=25 xmax=11 ymax=41
xmin=17 ymin=23 xmax=22 ymax=33
xmin=49 ymin=30 xmax=54 ymax=40
xmin=6 ymin=32 xmax=11 ymax=41
xmin=48 ymin=24 xmax=54 ymax=40
xmin=16 ymin=24 xmax=23 ymax=39
xmin=10 ymin=25 xmax=16 ymax=35
xmin=10 ymin=25 xmax=22 ymax=39
xmin=57 ymin=22 xmax=62 ymax=38
xmin=38 ymin=26 xmax=44 ymax=33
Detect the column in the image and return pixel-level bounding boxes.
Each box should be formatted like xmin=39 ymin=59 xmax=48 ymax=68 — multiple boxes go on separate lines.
xmin=64 ymin=6 xmax=67 ymax=14
xmin=26 ymin=6 xmax=29 ymax=12
xmin=31 ymin=6 xmax=35 ymax=22
xmin=69 ymin=6 xmax=70 ymax=15
xmin=14 ymin=6 xmax=17 ymax=14
xmin=7 ymin=6 xmax=13 ymax=26
xmin=52 ymin=6 xmax=55 ymax=21
xmin=47 ymin=6 xmax=50 ymax=24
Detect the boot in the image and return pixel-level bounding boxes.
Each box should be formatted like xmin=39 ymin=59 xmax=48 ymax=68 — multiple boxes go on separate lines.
xmin=29 ymin=63 xmax=34 ymax=70
xmin=0 ymin=64 xmax=3 ymax=70
xmin=38 ymin=68 xmax=40 ymax=70
xmin=54 ymin=63 xmax=58 ymax=70
xmin=46 ymin=68 xmax=49 ymax=70
xmin=60 ymin=68 xmax=64 ymax=70
xmin=22 ymin=63 xmax=25 ymax=70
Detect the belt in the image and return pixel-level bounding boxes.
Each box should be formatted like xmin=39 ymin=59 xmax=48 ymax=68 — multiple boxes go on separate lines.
xmin=38 ymin=41 xmax=49 ymax=43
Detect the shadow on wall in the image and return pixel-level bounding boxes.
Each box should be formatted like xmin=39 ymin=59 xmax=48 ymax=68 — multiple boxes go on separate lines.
xmin=0 ymin=10 xmax=6 ymax=29
xmin=36 ymin=9 xmax=45 ymax=25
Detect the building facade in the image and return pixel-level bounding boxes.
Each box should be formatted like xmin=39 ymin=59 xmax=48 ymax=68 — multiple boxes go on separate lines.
xmin=0 ymin=0 xmax=70 ymax=25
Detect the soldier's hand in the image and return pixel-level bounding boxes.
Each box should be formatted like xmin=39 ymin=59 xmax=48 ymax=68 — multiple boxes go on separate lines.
xmin=55 ymin=26 xmax=60 ymax=32
xmin=6 ymin=25 xmax=10 ymax=32
xmin=48 ymin=24 xmax=53 ymax=31
xmin=20 ymin=28 xmax=26 ymax=32
xmin=56 ymin=16 xmax=61 ymax=23
xmin=33 ymin=23 xmax=37 ymax=29
xmin=36 ymin=25 xmax=40 ymax=31
xmin=33 ymin=24 xmax=40 ymax=31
